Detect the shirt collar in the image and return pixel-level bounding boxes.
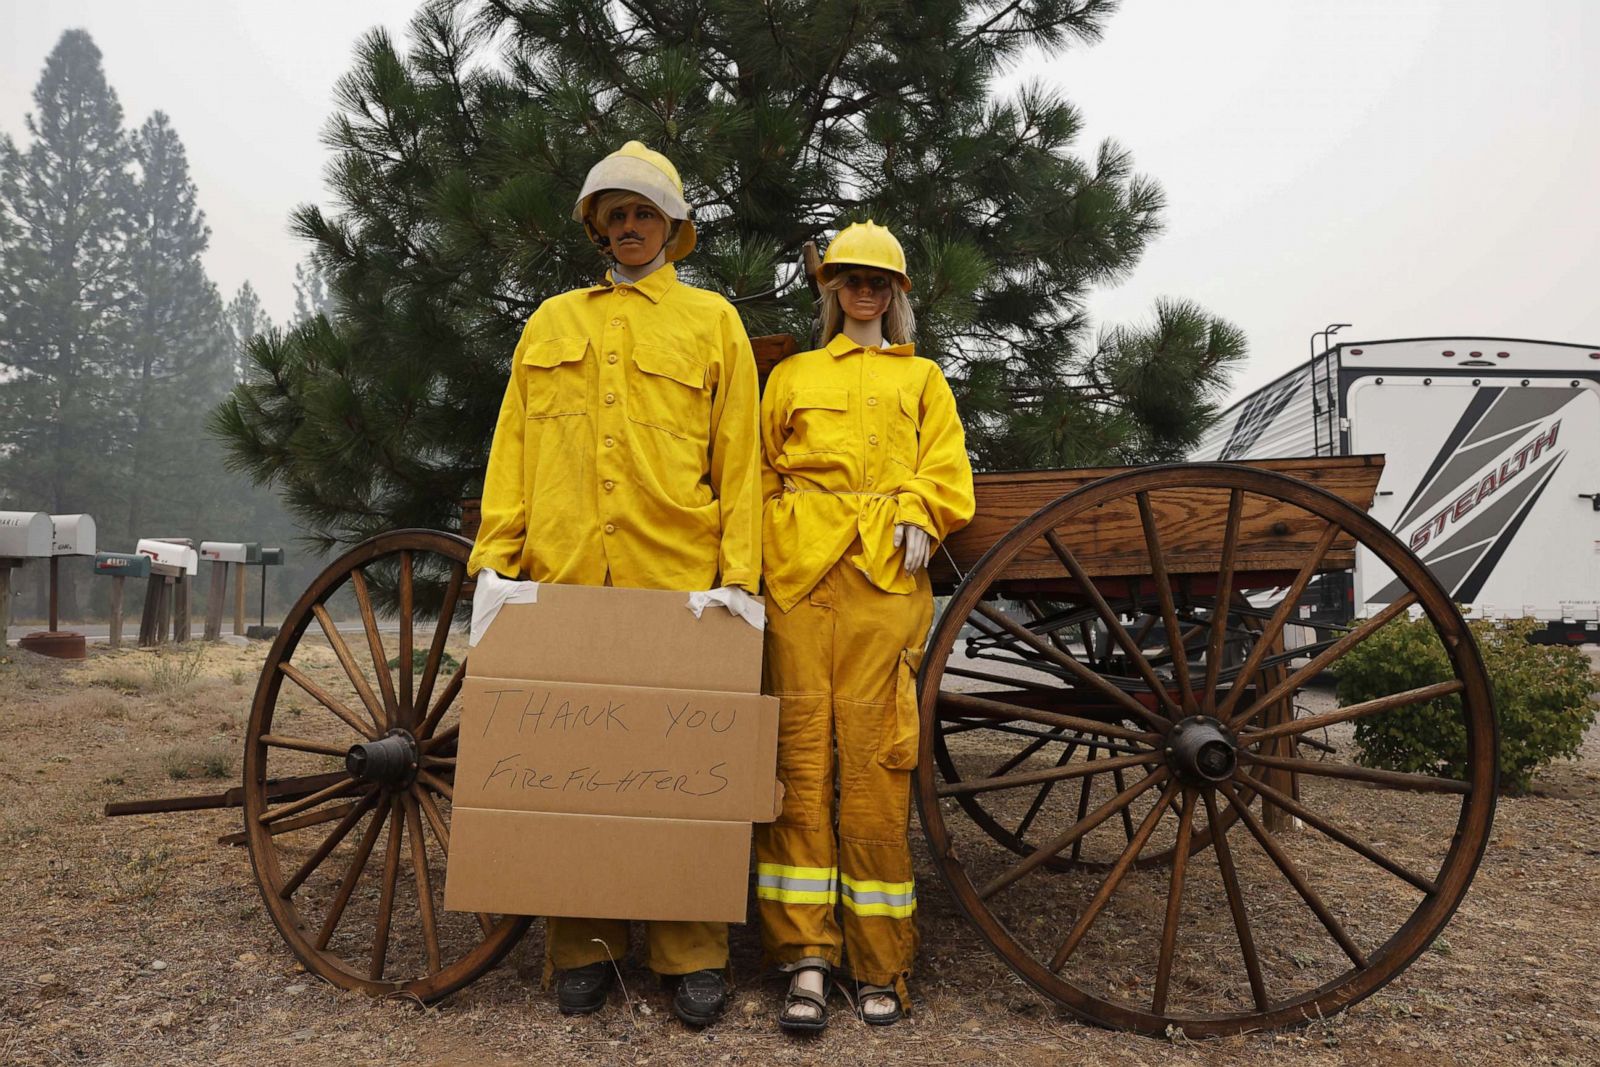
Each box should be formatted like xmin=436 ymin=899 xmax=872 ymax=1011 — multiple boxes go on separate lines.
xmin=825 ymin=332 xmax=915 ymax=358
xmin=599 ymin=262 xmax=677 ymax=303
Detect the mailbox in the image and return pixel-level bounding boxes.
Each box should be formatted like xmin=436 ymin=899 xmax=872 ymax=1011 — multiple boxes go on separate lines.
xmin=96 ymin=552 xmax=153 ymax=580
xmin=260 ymin=547 xmax=286 ymax=566
xmin=136 ymin=538 xmax=199 ymax=575
xmin=51 ymin=514 xmax=96 ymax=556
xmin=0 ymin=511 xmax=52 ymax=558
xmin=200 ymin=541 xmax=257 ymax=564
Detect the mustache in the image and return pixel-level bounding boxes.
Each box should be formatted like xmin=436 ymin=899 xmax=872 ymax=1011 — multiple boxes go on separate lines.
xmin=617 ymin=231 xmax=644 ymax=242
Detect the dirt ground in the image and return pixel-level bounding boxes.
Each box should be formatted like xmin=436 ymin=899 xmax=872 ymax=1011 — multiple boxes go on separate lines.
xmin=2 ymin=640 xmax=1598 ymax=1067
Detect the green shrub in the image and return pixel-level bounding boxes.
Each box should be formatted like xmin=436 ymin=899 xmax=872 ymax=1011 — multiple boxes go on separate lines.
xmin=1334 ymin=616 xmax=1599 ymax=793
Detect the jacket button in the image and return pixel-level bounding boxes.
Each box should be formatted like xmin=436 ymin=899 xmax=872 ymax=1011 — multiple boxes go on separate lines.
xmin=866 ymin=475 xmax=875 ymax=486
xmin=604 ymin=523 xmax=616 ymax=534
xmin=604 ymin=436 xmax=615 ymax=447
xmin=867 ymin=396 xmax=878 ymax=406
xmin=605 ymin=392 xmax=616 ymax=404
xmin=607 ymin=353 xmax=618 ymax=364
xmin=868 ymin=434 xmax=879 ymax=446
xmin=611 ymin=318 xmax=622 ymax=326
xmin=603 ymin=480 xmax=615 ymax=492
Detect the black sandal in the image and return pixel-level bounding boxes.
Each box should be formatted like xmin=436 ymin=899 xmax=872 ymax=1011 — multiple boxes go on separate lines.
xmin=778 ymin=964 xmax=830 ymax=1034
xmin=857 ymin=983 xmax=903 ymax=1026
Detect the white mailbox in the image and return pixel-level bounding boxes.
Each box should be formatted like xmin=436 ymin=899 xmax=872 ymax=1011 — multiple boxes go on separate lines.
xmin=51 ymin=514 xmax=96 ymax=556
xmin=137 ymin=538 xmax=199 ymax=575
xmin=200 ymin=541 xmax=255 ymax=564
xmin=0 ymin=511 xmax=53 ymax=558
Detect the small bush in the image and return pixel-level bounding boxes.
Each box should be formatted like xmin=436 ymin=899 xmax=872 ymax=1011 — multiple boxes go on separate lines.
xmin=1335 ymin=616 xmax=1599 ymax=793
xmin=148 ymin=643 xmax=208 ymax=695
xmin=162 ymin=745 xmax=233 ymax=781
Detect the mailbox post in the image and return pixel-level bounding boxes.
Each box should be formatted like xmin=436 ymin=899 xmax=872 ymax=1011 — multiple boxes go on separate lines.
xmin=200 ymin=542 xmax=258 ymax=641
xmin=247 ymin=547 xmax=285 ymax=639
xmin=18 ymin=514 xmax=97 ymax=659
xmin=94 ymin=552 xmax=152 ymax=648
xmin=136 ymin=538 xmax=198 ymax=646
xmin=0 ymin=511 xmax=52 ymax=649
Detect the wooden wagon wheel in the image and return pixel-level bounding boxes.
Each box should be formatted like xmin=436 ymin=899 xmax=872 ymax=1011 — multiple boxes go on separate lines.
xmin=917 ymin=465 xmax=1497 ymax=1035
xmin=242 ymin=529 xmax=530 ymax=1001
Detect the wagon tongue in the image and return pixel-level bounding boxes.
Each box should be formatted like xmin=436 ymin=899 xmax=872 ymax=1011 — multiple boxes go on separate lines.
xmin=1165 ymin=716 xmax=1238 ymax=784
xmin=345 ymin=729 xmax=421 ymax=787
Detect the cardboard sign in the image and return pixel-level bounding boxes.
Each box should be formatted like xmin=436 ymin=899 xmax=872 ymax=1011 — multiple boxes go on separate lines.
xmin=444 ymin=583 xmax=780 ymax=923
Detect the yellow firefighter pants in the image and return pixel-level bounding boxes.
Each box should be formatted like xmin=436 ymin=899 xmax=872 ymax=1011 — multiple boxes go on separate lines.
xmin=544 ymin=570 xmax=729 ymax=979
xmin=753 ymin=555 xmax=933 ymax=1006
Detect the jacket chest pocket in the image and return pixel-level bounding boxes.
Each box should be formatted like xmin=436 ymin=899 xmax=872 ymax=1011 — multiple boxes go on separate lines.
xmin=522 ymin=337 xmax=589 ymax=418
xmin=628 ymin=343 xmax=710 ymax=441
xmin=889 ymin=387 xmax=920 ymax=469
xmin=782 ymin=387 xmax=852 ymax=465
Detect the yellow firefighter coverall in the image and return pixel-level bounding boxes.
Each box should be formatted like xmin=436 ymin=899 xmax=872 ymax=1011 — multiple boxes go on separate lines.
xmin=754 ymin=333 xmax=975 ymax=1006
xmin=468 ymin=262 xmax=763 ymax=977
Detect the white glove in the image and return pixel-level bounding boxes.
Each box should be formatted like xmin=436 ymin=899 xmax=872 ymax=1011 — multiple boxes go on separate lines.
xmin=894 ymin=523 xmax=932 ymax=574
xmin=469 ymin=569 xmax=539 ymax=646
xmin=686 ymin=586 xmax=766 ymax=630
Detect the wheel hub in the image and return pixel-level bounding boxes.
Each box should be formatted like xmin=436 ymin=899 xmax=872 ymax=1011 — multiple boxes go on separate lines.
xmin=346 ymin=729 xmax=420 ymax=787
xmin=1165 ymin=715 xmax=1238 ymax=784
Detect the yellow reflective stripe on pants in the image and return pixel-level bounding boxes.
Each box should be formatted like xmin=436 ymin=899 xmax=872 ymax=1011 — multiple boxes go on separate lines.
xmin=756 ymin=862 xmax=839 ymax=904
xmin=841 ymin=873 xmax=916 ymax=918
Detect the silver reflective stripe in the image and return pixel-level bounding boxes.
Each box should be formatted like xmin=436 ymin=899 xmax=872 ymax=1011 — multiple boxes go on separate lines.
xmin=840 ymin=885 xmax=916 ymax=907
xmin=757 ymin=874 xmax=835 ymax=893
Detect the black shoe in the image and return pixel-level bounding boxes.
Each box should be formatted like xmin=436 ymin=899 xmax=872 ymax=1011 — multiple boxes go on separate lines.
xmin=669 ymin=968 xmax=728 ymax=1027
xmin=556 ymin=961 xmax=614 ymax=1015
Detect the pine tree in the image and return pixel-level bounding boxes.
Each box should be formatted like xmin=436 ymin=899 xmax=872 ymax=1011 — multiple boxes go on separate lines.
xmin=291 ymin=259 xmax=334 ymax=323
xmin=0 ymin=29 xmax=132 ymax=519
xmin=225 ymin=282 xmax=272 ymax=381
xmin=214 ymin=0 xmax=1244 ymax=550
xmin=122 ymin=111 xmax=234 ymax=537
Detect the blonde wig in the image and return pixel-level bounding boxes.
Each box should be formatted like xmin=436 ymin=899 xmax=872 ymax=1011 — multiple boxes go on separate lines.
xmin=818 ymin=267 xmax=917 ymax=346
xmin=588 ymin=190 xmax=681 ymax=261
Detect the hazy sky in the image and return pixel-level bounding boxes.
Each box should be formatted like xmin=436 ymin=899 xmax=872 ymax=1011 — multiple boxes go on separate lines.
xmin=4 ymin=1 xmax=1597 ymax=402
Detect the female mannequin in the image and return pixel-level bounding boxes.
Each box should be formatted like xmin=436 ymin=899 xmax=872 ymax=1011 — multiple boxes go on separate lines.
xmin=754 ymin=221 xmax=975 ymax=1030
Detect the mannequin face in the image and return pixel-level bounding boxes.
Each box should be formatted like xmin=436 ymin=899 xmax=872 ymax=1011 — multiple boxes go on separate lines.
xmin=838 ymin=268 xmax=894 ymax=324
xmin=604 ymin=200 xmax=670 ymax=268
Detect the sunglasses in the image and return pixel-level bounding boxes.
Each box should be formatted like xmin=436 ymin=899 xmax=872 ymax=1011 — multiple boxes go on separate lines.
xmin=841 ymin=273 xmax=893 ymax=293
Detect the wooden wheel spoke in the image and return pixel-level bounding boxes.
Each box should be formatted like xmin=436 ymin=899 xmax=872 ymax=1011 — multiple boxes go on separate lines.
xmin=417 ymin=768 xmax=454 ymax=801
xmin=974 ymin=602 xmax=1171 ymax=733
xmin=369 ymin=795 xmax=405 ymax=981
xmin=413 ymin=561 xmax=464 ymax=722
xmin=421 ymin=722 xmax=459 ymax=755
xmin=416 ymin=665 xmax=465 ymax=744
xmin=260 ymin=733 xmax=351 ymax=759
xmin=1214 ymin=521 xmax=1341 ymax=722
xmin=1220 ymin=782 xmax=1367 ymax=968
xmin=281 ymin=790 xmax=380 ymax=897
xmin=983 ymin=726 xmax=1067 ymax=780
xmin=1067 ymin=748 xmax=1097 ymax=862
xmin=938 ymin=690 xmax=1160 ymax=748
xmin=1227 ymin=593 xmax=1420 ymax=731
xmin=1152 ymin=788 xmax=1197 ymax=1014
xmin=1111 ymin=765 xmax=1137 ymax=842
xmin=280 ymin=661 xmax=378 ymax=741
xmin=404 ymin=793 xmax=443 ymax=973
xmin=1014 ymin=742 xmax=1078 ymax=840
xmin=316 ymin=797 xmax=391 ymax=951
xmin=312 ymin=603 xmax=386 ymax=731
xmin=979 ymin=767 xmax=1169 ymax=900
xmin=1135 ymin=492 xmax=1197 ymax=715
xmin=1043 ymin=531 xmax=1183 ymax=721
xmin=1049 ymin=779 xmax=1181 ymax=971
xmin=1202 ymin=490 xmax=1244 ymax=712
xmin=1241 ymin=752 xmax=1471 ymax=795
xmin=938 ymin=749 xmax=1154 ymax=798
xmin=349 ymin=568 xmax=400 ymax=728
xmin=1204 ymin=787 xmax=1268 ymax=1010
xmin=259 ymin=775 xmax=359 ymax=825
xmin=413 ymin=785 xmax=493 ymax=935
xmin=1243 ymin=679 xmax=1465 ymax=745
xmin=943 ymin=664 xmax=1058 ymax=692
xmin=398 ymin=551 xmax=414 ymax=725
xmin=1244 ymin=774 xmax=1439 ymax=894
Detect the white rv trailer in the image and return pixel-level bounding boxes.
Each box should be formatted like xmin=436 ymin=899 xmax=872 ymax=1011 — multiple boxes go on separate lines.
xmin=1191 ymin=336 xmax=1600 ymax=642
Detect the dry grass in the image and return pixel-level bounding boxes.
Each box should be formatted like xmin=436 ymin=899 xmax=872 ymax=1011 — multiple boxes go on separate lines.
xmin=0 ymin=641 xmax=1597 ymax=1067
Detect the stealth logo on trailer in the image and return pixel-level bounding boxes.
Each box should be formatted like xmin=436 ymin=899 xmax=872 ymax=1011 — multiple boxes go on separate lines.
xmin=1220 ymin=378 xmax=1300 ymax=460
xmin=1370 ymin=387 xmax=1582 ymax=605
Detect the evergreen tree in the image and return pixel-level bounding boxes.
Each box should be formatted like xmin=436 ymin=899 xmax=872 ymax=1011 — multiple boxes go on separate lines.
xmin=0 ymin=29 xmax=132 ymax=519
xmin=215 ymin=0 xmax=1244 ymax=550
xmin=225 ymin=281 xmax=272 ymax=381
xmin=122 ymin=111 xmax=235 ymax=537
xmin=291 ymin=259 xmax=334 ymax=323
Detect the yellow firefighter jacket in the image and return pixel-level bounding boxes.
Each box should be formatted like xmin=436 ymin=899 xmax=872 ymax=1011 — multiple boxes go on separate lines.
xmin=760 ymin=333 xmax=975 ymax=612
xmin=468 ymin=264 xmax=762 ymax=591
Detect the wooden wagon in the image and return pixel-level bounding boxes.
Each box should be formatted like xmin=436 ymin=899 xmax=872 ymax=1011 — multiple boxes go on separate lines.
xmin=206 ymin=409 xmax=1496 ymax=1038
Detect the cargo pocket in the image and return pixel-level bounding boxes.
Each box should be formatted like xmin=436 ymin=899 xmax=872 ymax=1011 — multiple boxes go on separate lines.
xmin=889 ymin=387 xmax=921 ymax=469
xmin=781 ymin=387 xmax=851 ymax=468
xmin=521 ymin=337 xmax=589 ymax=417
xmin=628 ymin=343 xmax=709 ymax=441
xmin=879 ymin=647 xmax=922 ymax=771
